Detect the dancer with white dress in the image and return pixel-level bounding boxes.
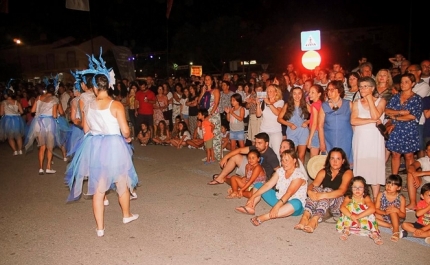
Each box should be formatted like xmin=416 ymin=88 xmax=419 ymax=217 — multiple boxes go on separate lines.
xmin=65 ymin=58 xmax=139 ymax=237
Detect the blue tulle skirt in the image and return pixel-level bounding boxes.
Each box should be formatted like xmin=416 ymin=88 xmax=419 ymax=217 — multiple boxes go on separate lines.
xmin=25 ymin=115 xmax=57 ymax=151
xmin=0 ymin=115 xmax=25 ymax=140
xmin=66 ymin=125 xmax=84 ymax=157
xmin=56 ymin=116 xmax=71 ymax=146
xmin=65 ymin=134 xmax=138 ymax=202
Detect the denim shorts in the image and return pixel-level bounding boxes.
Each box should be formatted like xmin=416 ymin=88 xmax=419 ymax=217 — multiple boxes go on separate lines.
xmin=230 ymin=130 xmax=245 ymax=141
xmin=182 ymin=114 xmax=189 ymax=120
xmin=310 ymin=130 xmax=320 ymax=148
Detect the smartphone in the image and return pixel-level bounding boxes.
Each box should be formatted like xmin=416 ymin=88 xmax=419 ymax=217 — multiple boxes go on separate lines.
xmin=257 ymin=91 xmax=267 ymax=99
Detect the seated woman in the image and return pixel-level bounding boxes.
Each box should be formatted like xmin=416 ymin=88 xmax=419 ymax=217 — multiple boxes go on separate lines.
xmin=294 ymin=147 xmax=353 ymax=233
xmin=235 ymin=149 xmax=307 ymax=226
xmin=186 ymin=119 xmax=204 ymax=149
xmin=137 ymin=122 xmax=152 ymax=146
xmin=226 ymin=149 xmax=266 ymax=199
xmin=170 ymin=121 xmax=191 ymax=149
xmin=152 ymin=120 xmax=171 ymax=145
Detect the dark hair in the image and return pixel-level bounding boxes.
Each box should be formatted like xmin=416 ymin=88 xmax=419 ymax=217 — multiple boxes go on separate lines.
xmin=83 ymin=74 xmax=94 ymax=89
xmin=222 ymin=80 xmax=230 ymax=87
xmin=327 ymin=80 xmax=345 ymax=98
xmin=346 ymin=72 xmax=361 ymax=88
xmin=5 ymin=89 xmax=16 ymax=99
xmin=137 ymin=80 xmax=147 ymax=87
xmin=177 ymin=121 xmax=189 ymax=135
xmin=156 ymin=120 xmax=168 ymax=137
xmin=247 ymin=149 xmax=261 ymax=159
xmin=345 ymin=176 xmax=370 ymax=198
xmin=324 ymin=147 xmax=350 ymax=174
xmin=284 ymin=87 xmax=309 ymax=120
xmin=255 ymin=132 xmax=269 ymax=143
xmin=46 ymin=84 xmax=56 ymax=95
xmin=94 ymin=74 xmax=110 ymax=90
xmin=198 ymin=108 xmax=209 ymax=118
xmin=231 ymin=93 xmax=243 ymax=105
xmin=401 ymin=73 xmax=416 ymax=84
xmin=282 ymin=139 xmax=295 ymax=150
xmin=358 ymin=76 xmax=376 ymax=88
xmin=310 ymin=84 xmax=325 ymax=102
xmin=386 ymin=174 xmax=402 ymax=188
xmin=426 ymin=140 xmax=430 ymax=149
xmin=421 ymin=183 xmax=430 ymax=196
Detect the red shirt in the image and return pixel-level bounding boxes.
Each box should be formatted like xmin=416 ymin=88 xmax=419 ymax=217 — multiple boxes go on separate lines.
xmin=135 ymin=89 xmax=156 ymax=115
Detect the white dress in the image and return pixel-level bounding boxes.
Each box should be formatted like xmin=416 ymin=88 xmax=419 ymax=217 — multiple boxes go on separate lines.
xmin=352 ymin=98 xmax=385 ymax=185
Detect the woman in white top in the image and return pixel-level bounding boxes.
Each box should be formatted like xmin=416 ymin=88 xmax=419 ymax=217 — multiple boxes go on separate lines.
xmin=25 ymin=84 xmax=65 ymax=174
xmin=0 ymin=88 xmax=25 ymax=155
xmin=256 ymin=84 xmax=284 ymax=160
xmin=65 ymin=74 xmax=139 ymax=237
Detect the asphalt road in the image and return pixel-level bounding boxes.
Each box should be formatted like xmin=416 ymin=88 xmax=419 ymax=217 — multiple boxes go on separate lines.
xmin=0 ymin=141 xmax=428 ymax=265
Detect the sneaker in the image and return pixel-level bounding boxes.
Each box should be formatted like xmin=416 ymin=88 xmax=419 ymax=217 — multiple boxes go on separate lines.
xmin=188 ymin=145 xmax=196 ymax=149
xmin=201 ymin=157 xmax=207 ymax=162
xmin=425 ymin=237 xmax=430 ymax=244
xmin=18 ymin=150 xmax=23 ymax=155
xmin=123 ymin=214 xmax=139 ymax=224
xmin=103 ymin=199 xmax=109 ymax=206
xmin=399 ymin=230 xmax=408 ymax=238
xmin=198 ymin=146 xmax=204 ymax=150
xmin=45 ymin=169 xmax=56 ymax=174
xmin=130 ymin=192 xmax=138 ymax=200
xmin=13 ymin=151 xmax=18 ymax=156
xmin=96 ymin=228 xmax=105 ymax=237
xmin=38 ymin=169 xmax=44 ymax=175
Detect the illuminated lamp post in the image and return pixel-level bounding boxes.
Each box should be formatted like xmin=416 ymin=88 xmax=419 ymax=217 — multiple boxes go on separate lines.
xmin=302 ymin=50 xmax=321 ymax=70
xmin=13 ymin=38 xmax=22 ymax=78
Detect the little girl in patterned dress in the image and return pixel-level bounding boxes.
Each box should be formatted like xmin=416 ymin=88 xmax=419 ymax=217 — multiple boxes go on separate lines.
xmin=336 ymin=176 xmax=382 ymax=245
xmin=226 ymin=149 xmax=266 ymax=199
xmin=375 ymin=174 xmax=406 ymax=242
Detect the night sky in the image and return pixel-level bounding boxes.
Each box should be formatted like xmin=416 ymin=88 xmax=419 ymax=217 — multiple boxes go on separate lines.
xmin=0 ymin=0 xmax=428 ymax=74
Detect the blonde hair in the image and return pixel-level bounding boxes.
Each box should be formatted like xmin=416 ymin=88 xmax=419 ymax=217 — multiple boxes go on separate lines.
xmin=376 ymin=69 xmax=393 ymax=88
xmin=267 ymin=84 xmax=282 ymax=102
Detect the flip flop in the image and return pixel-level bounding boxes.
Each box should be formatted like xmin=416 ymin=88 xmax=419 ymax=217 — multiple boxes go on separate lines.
xmin=234 ymin=206 xmax=255 ymax=215
xmin=212 ymin=174 xmax=219 ymax=180
xmin=250 ymin=216 xmax=262 ymax=226
xmin=207 ymin=180 xmax=223 ymax=185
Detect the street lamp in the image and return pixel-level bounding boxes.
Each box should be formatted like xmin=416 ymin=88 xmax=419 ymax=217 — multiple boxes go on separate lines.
xmin=13 ymin=38 xmax=22 ymax=78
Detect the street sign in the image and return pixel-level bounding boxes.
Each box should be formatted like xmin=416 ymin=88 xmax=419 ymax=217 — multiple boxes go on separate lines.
xmin=301 ymin=30 xmax=321 ymax=51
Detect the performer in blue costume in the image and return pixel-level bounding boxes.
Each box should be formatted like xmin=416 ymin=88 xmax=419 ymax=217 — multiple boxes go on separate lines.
xmin=65 ymin=50 xmax=139 ymax=237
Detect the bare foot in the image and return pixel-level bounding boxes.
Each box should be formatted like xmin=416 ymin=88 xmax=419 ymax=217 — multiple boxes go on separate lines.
xmin=226 ymin=192 xmax=238 ymax=199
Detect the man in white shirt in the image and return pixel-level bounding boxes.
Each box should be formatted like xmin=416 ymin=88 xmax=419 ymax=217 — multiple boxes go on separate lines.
xmin=420 ymin=60 xmax=430 ymax=84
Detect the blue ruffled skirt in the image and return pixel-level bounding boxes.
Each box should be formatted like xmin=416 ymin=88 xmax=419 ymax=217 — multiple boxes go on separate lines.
xmin=56 ymin=116 xmax=71 ymax=146
xmin=25 ymin=115 xmax=57 ymax=151
xmin=65 ymin=134 xmax=138 ymax=202
xmin=0 ymin=115 xmax=25 ymax=140
xmin=66 ymin=125 xmax=84 ymax=157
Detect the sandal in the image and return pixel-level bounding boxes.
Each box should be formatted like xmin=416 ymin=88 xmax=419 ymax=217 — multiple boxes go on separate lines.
xmin=250 ymin=216 xmax=262 ymax=226
xmin=339 ymin=229 xmax=351 ymax=241
xmin=391 ymin=232 xmax=400 ymax=242
xmin=370 ymin=232 xmax=383 ymax=245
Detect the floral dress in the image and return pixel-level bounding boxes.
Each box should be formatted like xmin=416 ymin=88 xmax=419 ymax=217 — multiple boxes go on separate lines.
xmin=386 ymin=93 xmax=422 ymax=154
xmin=154 ymin=97 xmax=167 ymax=126
xmin=336 ymin=197 xmax=380 ymax=236
xmin=208 ymin=90 xmax=221 ymax=160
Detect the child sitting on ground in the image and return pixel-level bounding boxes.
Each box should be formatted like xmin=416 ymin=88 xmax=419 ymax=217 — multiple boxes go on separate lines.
xmin=171 ymin=115 xmax=182 ymax=139
xmin=198 ymin=109 xmax=215 ymax=164
xmin=375 ymin=174 xmax=406 ymax=242
xmin=226 ymin=149 xmax=266 ymax=199
xmin=152 ymin=120 xmax=170 ymax=145
xmin=137 ymin=122 xmax=152 ymax=146
xmin=401 ymin=183 xmax=430 ymax=244
xmin=186 ymin=119 xmax=204 ymax=149
xmin=336 ymin=176 xmax=382 ymax=245
xmin=169 ymin=121 xmax=191 ymax=149
xmin=221 ymin=123 xmax=231 ymax=151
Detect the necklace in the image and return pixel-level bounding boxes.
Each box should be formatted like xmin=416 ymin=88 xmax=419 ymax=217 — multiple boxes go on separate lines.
xmin=330 ymin=98 xmax=342 ymax=111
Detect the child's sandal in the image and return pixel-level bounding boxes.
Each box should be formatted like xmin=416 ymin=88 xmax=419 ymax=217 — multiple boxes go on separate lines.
xmin=339 ymin=229 xmax=351 ymax=241
xmin=391 ymin=232 xmax=400 ymax=242
xmin=370 ymin=233 xmax=383 ymax=245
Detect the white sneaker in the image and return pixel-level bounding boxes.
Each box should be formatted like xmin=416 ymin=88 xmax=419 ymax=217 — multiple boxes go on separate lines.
xmin=201 ymin=157 xmax=207 ymax=161
xmin=198 ymin=146 xmax=204 ymax=150
xmin=45 ymin=169 xmax=56 ymax=174
xmin=18 ymin=150 xmax=23 ymax=155
xmin=123 ymin=214 xmax=139 ymax=224
xmin=103 ymin=199 xmax=109 ymax=206
xmin=130 ymin=192 xmax=137 ymax=200
xmin=13 ymin=151 xmax=18 ymax=156
xmin=188 ymin=146 xmax=196 ymax=149
xmin=38 ymin=169 xmax=44 ymax=175
xmin=96 ymin=228 xmax=105 ymax=237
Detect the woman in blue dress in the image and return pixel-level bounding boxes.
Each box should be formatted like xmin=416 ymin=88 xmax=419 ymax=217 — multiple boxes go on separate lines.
xmin=0 ymin=88 xmax=25 ymax=155
xmin=318 ymin=81 xmax=353 ymax=165
xmin=65 ymin=73 xmax=139 ymax=237
xmin=385 ymin=73 xmax=422 ymax=175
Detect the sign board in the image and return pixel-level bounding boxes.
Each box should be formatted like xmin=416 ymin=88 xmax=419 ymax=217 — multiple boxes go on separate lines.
xmin=301 ymin=30 xmax=321 ymax=51
xmin=177 ymin=65 xmax=189 ymax=70
xmin=111 ymin=46 xmax=136 ymax=81
xmin=190 ymin=65 xmax=203 ymax=77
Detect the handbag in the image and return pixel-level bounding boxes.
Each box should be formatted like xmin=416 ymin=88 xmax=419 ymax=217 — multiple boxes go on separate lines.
xmin=156 ymin=97 xmax=169 ymax=120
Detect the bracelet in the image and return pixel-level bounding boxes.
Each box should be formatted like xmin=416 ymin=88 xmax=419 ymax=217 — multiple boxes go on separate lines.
xmin=279 ymin=198 xmax=285 ymax=204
